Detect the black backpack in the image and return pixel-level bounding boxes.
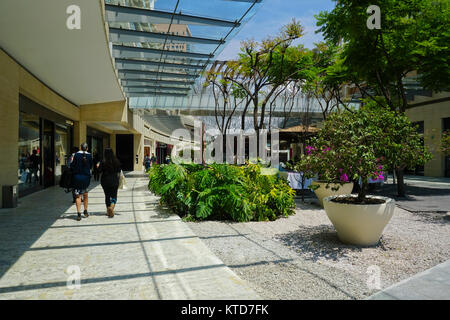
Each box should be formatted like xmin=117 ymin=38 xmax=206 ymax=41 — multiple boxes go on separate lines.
xmin=60 ymin=166 xmax=73 ymax=192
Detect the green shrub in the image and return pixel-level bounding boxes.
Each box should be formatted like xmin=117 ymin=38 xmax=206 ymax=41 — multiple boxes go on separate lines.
xmin=148 ymin=162 xmax=295 ymax=222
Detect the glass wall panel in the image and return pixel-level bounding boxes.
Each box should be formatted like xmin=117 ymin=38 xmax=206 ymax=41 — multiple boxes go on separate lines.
xmin=55 ymin=123 xmax=71 ymax=179
xmin=18 ymin=111 xmax=41 ymax=195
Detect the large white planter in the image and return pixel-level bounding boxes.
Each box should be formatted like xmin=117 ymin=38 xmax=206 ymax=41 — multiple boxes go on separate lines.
xmin=312 ymin=181 xmax=354 ymax=207
xmin=323 ymin=195 xmax=395 ymax=246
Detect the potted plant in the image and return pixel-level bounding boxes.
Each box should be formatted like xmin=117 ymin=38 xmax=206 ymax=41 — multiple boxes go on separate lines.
xmin=313 ymin=102 xmax=431 ymax=245
xmin=301 ymin=144 xmax=355 ymax=207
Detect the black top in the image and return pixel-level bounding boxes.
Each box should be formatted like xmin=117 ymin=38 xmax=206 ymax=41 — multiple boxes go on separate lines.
xmin=29 ymin=154 xmax=40 ymax=169
xmin=71 ymin=152 xmax=93 ymax=176
xmin=98 ymin=161 xmax=121 ymax=187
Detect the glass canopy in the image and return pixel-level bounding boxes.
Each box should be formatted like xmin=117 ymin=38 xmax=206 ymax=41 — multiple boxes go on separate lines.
xmin=104 ymin=0 xmax=264 ymax=99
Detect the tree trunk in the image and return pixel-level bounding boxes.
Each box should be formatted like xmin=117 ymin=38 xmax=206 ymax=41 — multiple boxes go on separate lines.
xmin=223 ymin=132 xmax=227 ymax=164
xmin=358 ymin=181 xmax=367 ymax=203
xmin=395 ymin=168 xmax=406 ymax=197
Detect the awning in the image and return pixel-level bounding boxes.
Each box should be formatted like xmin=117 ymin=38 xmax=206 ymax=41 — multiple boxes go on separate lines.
xmin=279 ymin=125 xmax=320 ymax=133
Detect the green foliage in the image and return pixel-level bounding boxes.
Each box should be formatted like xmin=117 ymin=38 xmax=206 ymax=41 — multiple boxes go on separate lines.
xmin=441 ymin=131 xmax=450 ymax=155
xmin=223 ymin=19 xmax=314 ymax=131
xmin=316 ymin=0 xmax=450 ymax=111
xmin=148 ymin=163 xmax=295 ymax=222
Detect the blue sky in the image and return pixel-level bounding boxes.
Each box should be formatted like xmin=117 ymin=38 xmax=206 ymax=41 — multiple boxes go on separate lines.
xmin=217 ymin=0 xmax=336 ymax=60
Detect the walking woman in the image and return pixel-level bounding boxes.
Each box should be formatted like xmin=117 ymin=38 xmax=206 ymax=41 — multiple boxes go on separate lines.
xmin=97 ymin=148 xmax=121 ymax=218
xmin=71 ymin=142 xmax=93 ymax=221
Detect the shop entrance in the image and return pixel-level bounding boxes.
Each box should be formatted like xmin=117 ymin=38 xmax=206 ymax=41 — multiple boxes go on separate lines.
xmin=116 ymin=134 xmax=134 ymax=171
xmin=18 ymin=95 xmax=73 ymax=197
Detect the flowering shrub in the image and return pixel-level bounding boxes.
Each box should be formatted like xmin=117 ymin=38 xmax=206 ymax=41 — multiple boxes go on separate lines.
xmin=300 ymin=102 xmax=431 ymax=202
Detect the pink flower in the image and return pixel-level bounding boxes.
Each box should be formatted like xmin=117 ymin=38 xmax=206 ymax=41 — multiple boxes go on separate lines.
xmin=305 ymin=145 xmax=315 ymax=155
xmin=340 ymin=173 xmax=349 ymax=182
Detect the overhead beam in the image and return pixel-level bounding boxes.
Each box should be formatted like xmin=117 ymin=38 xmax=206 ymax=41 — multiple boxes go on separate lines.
xmin=112 ymin=44 xmax=212 ymax=60
xmin=118 ymin=69 xmax=198 ymax=79
xmin=109 ymin=27 xmax=224 ymax=45
xmin=123 ymin=86 xmax=190 ymax=92
xmin=115 ymin=58 xmax=206 ymax=70
xmin=105 ymin=4 xmax=239 ymax=28
xmin=126 ymin=92 xmax=189 ymax=97
xmin=225 ymin=0 xmax=263 ymax=2
xmin=121 ymin=79 xmax=195 ymax=86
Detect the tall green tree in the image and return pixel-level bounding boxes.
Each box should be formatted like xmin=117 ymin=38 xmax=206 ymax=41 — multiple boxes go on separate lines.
xmin=316 ymin=0 xmax=448 ymax=196
xmin=306 ymin=41 xmax=352 ymax=120
xmin=225 ymin=20 xmax=314 ymax=136
xmin=316 ymin=0 xmax=450 ymax=112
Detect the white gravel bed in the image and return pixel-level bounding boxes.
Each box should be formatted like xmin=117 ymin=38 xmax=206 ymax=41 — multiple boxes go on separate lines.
xmin=186 ymin=200 xmax=450 ymax=300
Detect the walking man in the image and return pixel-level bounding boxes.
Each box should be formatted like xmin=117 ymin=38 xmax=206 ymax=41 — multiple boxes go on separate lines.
xmin=71 ymin=142 xmax=93 ymax=221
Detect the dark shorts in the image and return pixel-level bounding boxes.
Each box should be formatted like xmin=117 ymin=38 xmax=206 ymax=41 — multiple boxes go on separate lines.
xmin=72 ymin=174 xmax=91 ymax=195
xmin=73 ymin=188 xmax=89 ymax=195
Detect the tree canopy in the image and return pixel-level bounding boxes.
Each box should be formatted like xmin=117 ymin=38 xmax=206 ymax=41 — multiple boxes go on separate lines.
xmin=316 ymin=0 xmax=450 ymax=112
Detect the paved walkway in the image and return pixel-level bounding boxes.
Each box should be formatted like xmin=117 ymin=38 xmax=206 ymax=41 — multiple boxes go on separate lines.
xmin=374 ymin=175 xmax=450 ymax=213
xmin=368 ymin=259 xmax=450 ymax=300
xmin=0 ymin=172 xmax=259 ymax=300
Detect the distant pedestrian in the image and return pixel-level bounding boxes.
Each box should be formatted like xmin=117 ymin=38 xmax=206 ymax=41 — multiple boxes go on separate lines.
xmin=29 ymin=149 xmax=40 ymax=183
xmin=92 ymin=149 xmax=100 ymax=181
xmin=150 ymin=153 xmax=157 ymax=167
xmin=68 ymin=146 xmax=79 ymax=204
xmin=19 ymin=153 xmax=27 ymax=174
xmin=144 ymin=154 xmax=151 ymax=172
xmin=71 ymin=142 xmax=93 ymax=221
xmin=97 ymin=148 xmax=121 ymax=218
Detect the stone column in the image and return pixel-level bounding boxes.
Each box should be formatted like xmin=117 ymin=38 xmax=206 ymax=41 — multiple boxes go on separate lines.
xmin=424 ymin=118 xmax=444 ymax=177
xmin=73 ymin=121 xmax=87 ymax=149
xmin=0 ymin=50 xmax=19 ymax=207
xmin=133 ymin=133 xmax=144 ymax=171
xmin=110 ymin=133 xmax=116 ymax=154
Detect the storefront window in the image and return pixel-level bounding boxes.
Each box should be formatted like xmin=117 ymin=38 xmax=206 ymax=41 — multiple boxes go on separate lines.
xmin=18 ymin=111 xmax=41 ymax=195
xmin=55 ymin=123 xmax=71 ymax=179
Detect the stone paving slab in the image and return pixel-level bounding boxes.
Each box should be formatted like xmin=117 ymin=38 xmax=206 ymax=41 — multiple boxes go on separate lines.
xmin=368 ymin=259 xmax=450 ymax=300
xmin=0 ymin=173 xmax=259 ymax=300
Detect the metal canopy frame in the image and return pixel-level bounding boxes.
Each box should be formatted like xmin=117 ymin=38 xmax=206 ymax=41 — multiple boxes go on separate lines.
xmin=104 ymin=0 xmax=263 ymax=98
xmin=127 ymin=92 xmax=189 ymax=97
xmin=115 ymin=58 xmax=206 ymax=71
xmin=119 ymin=69 xmax=197 ymax=79
xmin=121 ymin=79 xmax=194 ymax=86
xmin=109 ymin=28 xmax=224 ymax=45
xmin=105 ymin=4 xmax=240 ymax=28
xmin=123 ymin=85 xmax=190 ymax=91
xmin=112 ymin=45 xmax=213 ymax=60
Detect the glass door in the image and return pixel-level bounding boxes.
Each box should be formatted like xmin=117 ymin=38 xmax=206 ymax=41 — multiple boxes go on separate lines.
xmin=42 ymin=119 xmax=55 ymax=188
xmin=18 ymin=111 xmax=41 ymax=196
